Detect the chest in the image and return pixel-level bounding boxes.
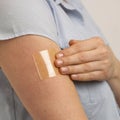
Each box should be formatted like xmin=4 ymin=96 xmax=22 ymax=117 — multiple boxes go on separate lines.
xmin=49 ymin=0 xmax=102 ymax=48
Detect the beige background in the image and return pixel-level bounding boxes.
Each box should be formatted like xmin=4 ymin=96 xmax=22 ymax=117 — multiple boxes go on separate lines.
xmin=81 ymin=0 xmax=120 ymax=59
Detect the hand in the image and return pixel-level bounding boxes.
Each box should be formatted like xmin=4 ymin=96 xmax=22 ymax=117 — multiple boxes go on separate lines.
xmin=55 ymin=37 xmax=118 ymax=81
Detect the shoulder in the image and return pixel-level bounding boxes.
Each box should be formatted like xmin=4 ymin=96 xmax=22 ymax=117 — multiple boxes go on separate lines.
xmin=0 ymin=0 xmax=52 ymax=17
xmin=0 ymin=0 xmax=57 ymax=41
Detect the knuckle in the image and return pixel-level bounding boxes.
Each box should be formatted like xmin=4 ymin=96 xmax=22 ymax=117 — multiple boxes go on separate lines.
xmin=102 ymin=45 xmax=108 ymax=51
xmin=78 ymin=53 xmax=86 ymax=63
xmin=102 ymin=70 xmax=109 ymax=79
xmin=67 ymin=66 xmax=73 ymax=73
xmin=99 ymin=47 xmax=109 ymax=58
xmin=74 ymin=43 xmax=81 ymax=51
xmin=101 ymin=62 xmax=108 ymax=70
xmin=94 ymin=37 xmax=104 ymax=45
xmin=62 ymin=49 xmax=70 ymax=56
xmin=89 ymin=72 xmax=96 ymax=80
xmin=61 ymin=57 xmax=67 ymax=65
xmin=101 ymin=60 xmax=112 ymax=76
xmin=84 ymin=64 xmax=92 ymax=72
xmin=63 ymin=56 xmax=74 ymax=65
xmin=103 ymin=60 xmax=109 ymax=66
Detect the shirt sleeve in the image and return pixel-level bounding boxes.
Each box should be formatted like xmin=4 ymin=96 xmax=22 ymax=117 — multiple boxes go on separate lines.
xmin=0 ymin=0 xmax=58 ymax=42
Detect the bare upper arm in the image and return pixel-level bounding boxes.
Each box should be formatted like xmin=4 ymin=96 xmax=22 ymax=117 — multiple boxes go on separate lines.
xmin=0 ymin=35 xmax=87 ymax=120
xmin=0 ymin=35 xmax=59 ymax=70
xmin=0 ymin=35 xmax=62 ymax=118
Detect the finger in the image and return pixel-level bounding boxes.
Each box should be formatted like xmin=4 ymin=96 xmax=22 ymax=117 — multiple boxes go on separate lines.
xmin=55 ymin=48 xmax=103 ymax=67
xmin=70 ymin=71 xmax=106 ymax=81
xmin=69 ymin=40 xmax=79 ymax=46
xmin=59 ymin=61 xmax=103 ymax=75
xmin=56 ymin=37 xmax=104 ymax=58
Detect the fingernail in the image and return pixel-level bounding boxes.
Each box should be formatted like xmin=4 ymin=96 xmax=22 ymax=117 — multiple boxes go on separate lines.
xmin=56 ymin=60 xmax=63 ymax=66
xmin=57 ymin=53 xmax=64 ymax=58
xmin=61 ymin=67 xmax=68 ymax=74
xmin=71 ymin=74 xmax=78 ymax=79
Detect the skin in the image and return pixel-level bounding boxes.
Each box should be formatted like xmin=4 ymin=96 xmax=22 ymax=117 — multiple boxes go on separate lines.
xmin=0 ymin=35 xmax=88 ymax=120
xmin=55 ymin=37 xmax=120 ymax=107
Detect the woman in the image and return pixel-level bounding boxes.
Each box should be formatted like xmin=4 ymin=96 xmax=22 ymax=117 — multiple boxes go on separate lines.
xmin=0 ymin=0 xmax=119 ymax=120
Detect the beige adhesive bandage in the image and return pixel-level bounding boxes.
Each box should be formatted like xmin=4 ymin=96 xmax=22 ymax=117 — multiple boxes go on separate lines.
xmin=33 ymin=48 xmax=60 ymax=80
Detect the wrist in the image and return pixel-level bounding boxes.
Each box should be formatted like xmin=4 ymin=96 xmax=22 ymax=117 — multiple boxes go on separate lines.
xmin=107 ymin=58 xmax=120 ymax=107
xmin=108 ymin=58 xmax=120 ymax=84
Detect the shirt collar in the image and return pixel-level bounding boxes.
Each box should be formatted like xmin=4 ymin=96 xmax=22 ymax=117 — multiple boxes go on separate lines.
xmin=54 ymin=0 xmax=76 ymax=10
xmin=54 ymin=0 xmax=82 ymax=10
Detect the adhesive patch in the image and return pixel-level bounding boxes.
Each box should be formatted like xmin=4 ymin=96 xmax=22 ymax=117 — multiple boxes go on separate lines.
xmin=33 ymin=48 xmax=60 ymax=80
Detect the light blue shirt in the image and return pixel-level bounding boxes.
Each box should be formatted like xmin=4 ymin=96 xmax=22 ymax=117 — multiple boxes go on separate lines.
xmin=0 ymin=0 xmax=119 ymax=120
